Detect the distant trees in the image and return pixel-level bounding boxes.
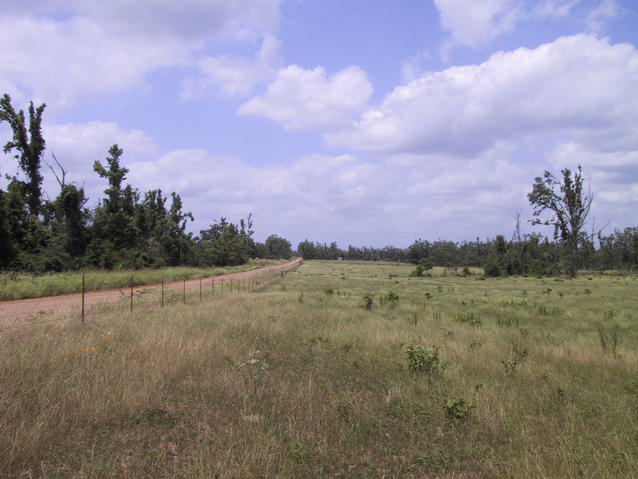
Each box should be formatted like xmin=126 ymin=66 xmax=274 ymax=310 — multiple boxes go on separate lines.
xmin=265 ymin=234 xmax=292 ymax=259
xmin=528 ymin=166 xmax=592 ymax=278
xmin=195 ymin=217 xmax=255 ymax=266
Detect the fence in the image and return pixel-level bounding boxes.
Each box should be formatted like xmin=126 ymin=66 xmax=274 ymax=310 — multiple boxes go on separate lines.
xmin=0 ymin=260 xmax=302 ymax=324
xmin=78 ymin=265 xmax=297 ymax=322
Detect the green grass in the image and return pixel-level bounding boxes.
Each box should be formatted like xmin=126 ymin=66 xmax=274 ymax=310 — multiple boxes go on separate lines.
xmin=1 ymin=260 xmax=637 ymax=478
xmin=0 ymin=259 xmax=286 ymax=301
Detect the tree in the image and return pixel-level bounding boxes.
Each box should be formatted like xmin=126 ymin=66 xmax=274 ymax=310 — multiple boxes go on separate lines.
xmin=528 ymin=166 xmax=592 ymax=278
xmin=265 ymin=234 xmax=292 ymax=259
xmin=0 ymin=94 xmax=46 ymax=217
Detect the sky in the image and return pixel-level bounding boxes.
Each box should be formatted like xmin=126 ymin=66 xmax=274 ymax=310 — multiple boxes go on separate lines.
xmin=1 ymin=0 xmax=637 ymax=248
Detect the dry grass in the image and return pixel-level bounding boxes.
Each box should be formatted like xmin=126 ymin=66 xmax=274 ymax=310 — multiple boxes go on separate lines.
xmin=0 ymin=260 xmax=636 ymax=478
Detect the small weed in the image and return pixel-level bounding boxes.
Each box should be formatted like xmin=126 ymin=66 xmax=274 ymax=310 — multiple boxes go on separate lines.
xmin=596 ymin=323 xmax=621 ymax=358
xmin=406 ymin=344 xmax=447 ymax=375
xmin=442 ymin=397 xmax=474 ymax=421
xmin=379 ymin=291 xmax=399 ymax=308
xmin=499 ymin=298 xmax=528 ymax=307
xmin=454 ymin=311 xmax=481 ymax=327
xmin=496 ymin=317 xmax=519 ymax=327
xmin=324 ymin=288 xmax=334 ymax=295
xmin=292 ymin=443 xmax=309 ymax=463
xmin=603 ymin=305 xmax=616 ymax=320
xmin=362 ymin=292 xmax=374 ymax=310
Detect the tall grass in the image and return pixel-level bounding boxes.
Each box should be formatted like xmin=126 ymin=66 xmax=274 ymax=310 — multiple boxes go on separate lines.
xmin=0 ymin=259 xmax=285 ymax=301
xmin=0 ymin=260 xmax=636 ymax=478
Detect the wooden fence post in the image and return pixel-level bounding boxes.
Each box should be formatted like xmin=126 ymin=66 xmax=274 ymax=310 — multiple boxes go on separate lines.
xmin=130 ymin=276 xmax=134 ymax=313
xmin=183 ymin=278 xmax=186 ymax=304
xmin=200 ymin=277 xmax=202 ymax=302
xmin=161 ymin=278 xmax=164 ymax=308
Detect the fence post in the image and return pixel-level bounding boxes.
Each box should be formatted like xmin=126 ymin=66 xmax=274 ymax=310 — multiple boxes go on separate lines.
xmin=161 ymin=278 xmax=164 ymax=308
xmin=230 ymin=278 xmax=233 ymax=294
xmin=221 ymin=279 xmax=224 ymax=296
xmin=183 ymin=278 xmax=186 ymax=304
xmin=81 ymin=271 xmax=85 ymax=323
xmin=200 ymin=277 xmax=202 ymax=302
xmin=130 ymin=276 xmax=134 ymax=313
xmin=212 ymin=278 xmax=214 ymax=296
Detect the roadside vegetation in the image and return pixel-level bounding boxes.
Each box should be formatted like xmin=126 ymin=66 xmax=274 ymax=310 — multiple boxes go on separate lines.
xmin=1 ymin=260 xmax=636 ymax=478
xmin=0 ymin=258 xmax=287 ymax=301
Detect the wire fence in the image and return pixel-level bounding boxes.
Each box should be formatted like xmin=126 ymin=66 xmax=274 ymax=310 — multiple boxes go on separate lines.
xmin=0 ymin=260 xmax=301 ymax=325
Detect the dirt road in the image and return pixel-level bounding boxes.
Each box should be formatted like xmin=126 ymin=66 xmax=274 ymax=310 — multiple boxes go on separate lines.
xmin=0 ymin=258 xmax=302 ymax=322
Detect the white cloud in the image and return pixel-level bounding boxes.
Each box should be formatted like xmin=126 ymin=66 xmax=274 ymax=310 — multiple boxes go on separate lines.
xmin=0 ymin=1 xmax=281 ymax=108
xmin=585 ymin=0 xmax=620 ymax=32
xmin=237 ymin=65 xmax=373 ymax=130
xmin=34 ymin=121 xmax=157 ymax=203
xmin=183 ymin=34 xmax=282 ymax=98
xmin=0 ymin=16 xmax=195 ymax=108
xmin=434 ymin=0 xmax=523 ymax=50
xmin=126 ymin=149 xmax=394 ymax=242
xmin=533 ymin=0 xmax=582 ymax=18
xmin=327 ymin=35 xmax=638 ymax=157
xmin=4 ymin=0 xmax=280 ymax=40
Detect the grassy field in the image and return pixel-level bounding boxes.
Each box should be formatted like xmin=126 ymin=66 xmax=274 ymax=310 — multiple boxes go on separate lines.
xmin=0 ymin=259 xmax=286 ymax=301
xmin=1 ymin=260 xmax=636 ymax=478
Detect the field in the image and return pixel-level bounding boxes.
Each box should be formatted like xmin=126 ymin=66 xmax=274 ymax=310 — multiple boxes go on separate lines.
xmin=1 ymin=260 xmax=637 ymax=478
xmin=0 ymin=259 xmax=286 ymax=301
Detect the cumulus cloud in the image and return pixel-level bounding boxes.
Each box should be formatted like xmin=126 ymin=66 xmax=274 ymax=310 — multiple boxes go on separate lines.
xmin=31 ymin=121 xmax=156 ymax=204
xmin=434 ymin=0 xmax=523 ymax=50
xmin=237 ymin=65 xmax=373 ymax=130
xmin=0 ymin=1 xmax=281 ymax=108
xmin=434 ymin=0 xmax=614 ymax=53
xmin=0 ymin=16 xmax=194 ymax=108
xmin=183 ymin=34 xmax=282 ymax=98
xmin=327 ymin=35 xmax=638 ymax=157
xmin=126 ymin=149 xmax=395 ymax=242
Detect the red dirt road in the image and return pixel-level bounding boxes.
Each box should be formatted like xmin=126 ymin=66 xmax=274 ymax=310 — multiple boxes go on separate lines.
xmin=0 ymin=259 xmax=301 ymax=322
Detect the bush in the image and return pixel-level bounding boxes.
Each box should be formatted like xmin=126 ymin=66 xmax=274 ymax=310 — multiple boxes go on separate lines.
xmin=362 ymin=292 xmax=373 ymax=310
xmin=442 ymin=397 xmax=474 ymax=421
xmin=406 ymin=345 xmax=447 ymax=375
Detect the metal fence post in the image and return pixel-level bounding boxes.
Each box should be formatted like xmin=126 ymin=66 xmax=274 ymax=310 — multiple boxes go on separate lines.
xmin=81 ymin=271 xmax=85 ymax=323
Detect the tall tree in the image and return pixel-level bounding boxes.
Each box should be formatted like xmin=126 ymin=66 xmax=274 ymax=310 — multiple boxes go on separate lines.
xmin=528 ymin=165 xmax=592 ymax=278
xmin=0 ymin=94 xmax=46 ymax=216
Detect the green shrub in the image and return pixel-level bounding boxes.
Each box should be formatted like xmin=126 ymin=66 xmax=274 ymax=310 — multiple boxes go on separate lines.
xmin=406 ymin=345 xmax=447 ymax=375
xmin=442 ymin=397 xmax=474 ymax=421
xmin=362 ymin=292 xmax=374 ymax=310
xmin=454 ymin=311 xmax=481 ymax=326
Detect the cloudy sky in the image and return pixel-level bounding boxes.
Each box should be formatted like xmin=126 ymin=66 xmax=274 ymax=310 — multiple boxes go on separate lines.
xmin=1 ymin=0 xmax=637 ymax=247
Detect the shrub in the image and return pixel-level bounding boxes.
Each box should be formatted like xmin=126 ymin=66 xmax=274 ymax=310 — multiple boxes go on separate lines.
xmin=411 ymin=264 xmax=425 ymax=277
xmin=362 ymin=292 xmax=374 ymax=310
xmin=406 ymin=345 xmax=447 ymax=375
xmin=442 ymin=397 xmax=474 ymax=421
xmin=454 ymin=311 xmax=481 ymax=327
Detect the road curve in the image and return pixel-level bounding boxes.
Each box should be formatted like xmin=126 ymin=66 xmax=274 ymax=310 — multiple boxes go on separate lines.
xmin=0 ymin=258 xmax=302 ymax=322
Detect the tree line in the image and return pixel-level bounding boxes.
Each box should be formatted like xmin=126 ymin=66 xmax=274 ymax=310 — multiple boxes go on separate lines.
xmin=297 ymin=227 xmax=637 ymax=276
xmin=0 ymin=94 xmax=292 ymax=272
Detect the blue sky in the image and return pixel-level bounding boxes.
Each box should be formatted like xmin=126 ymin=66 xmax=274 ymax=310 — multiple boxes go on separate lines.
xmin=1 ymin=0 xmax=637 ymax=247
